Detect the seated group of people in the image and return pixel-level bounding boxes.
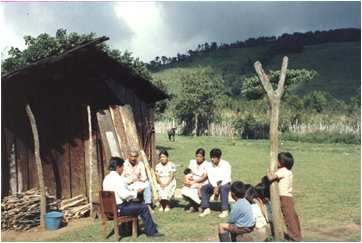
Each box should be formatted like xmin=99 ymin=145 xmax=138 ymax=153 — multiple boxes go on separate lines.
xmin=102 ymin=148 xmax=302 ymax=241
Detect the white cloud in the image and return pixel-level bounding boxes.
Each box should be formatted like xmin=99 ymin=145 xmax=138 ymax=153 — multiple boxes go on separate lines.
xmin=0 ymin=4 xmax=26 ymax=59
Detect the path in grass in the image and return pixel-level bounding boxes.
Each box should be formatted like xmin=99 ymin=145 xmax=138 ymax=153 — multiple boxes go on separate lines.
xmin=4 ymin=135 xmax=358 ymax=242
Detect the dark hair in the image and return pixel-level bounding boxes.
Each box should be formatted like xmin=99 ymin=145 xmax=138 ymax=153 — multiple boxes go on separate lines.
xmin=255 ymin=176 xmax=271 ymax=199
xmin=210 ymin=148 xmax=222 ymax=158
xmin=109 ymin=157 xmax=124 ymax=171
xmin=231 ymin=181 xmax=247 ymax=199
xmin=278 ymin=152 xmax=294 ymax=170
xmin=184 ymin=168 xmax=192 ymax=175
xmin=159 ymin=149 xmax=169 ymax=158
xmin=244 ymin=184 xmax=252 ymax=191
xmin=245 ymin=186 xmax=259 ymax=204
xmin=195 ymin=148 xmax=205 ymax=157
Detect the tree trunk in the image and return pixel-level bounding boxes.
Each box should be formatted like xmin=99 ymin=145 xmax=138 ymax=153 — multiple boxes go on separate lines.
xmin=86 ymin=105 xmax=93 ymax=218
xmin=25 ymin=104 xmax=46 ymax=229
xmin=254 ymin=56 xmax=288 ymax=240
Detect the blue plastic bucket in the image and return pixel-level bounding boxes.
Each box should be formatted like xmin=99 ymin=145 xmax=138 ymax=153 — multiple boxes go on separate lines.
xmin=44 ymin=211 xmax=64 ymax=231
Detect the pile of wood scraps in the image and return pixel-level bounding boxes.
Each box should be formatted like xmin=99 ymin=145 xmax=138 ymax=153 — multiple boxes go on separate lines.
xmin=1 ymin=188 xmax=59 ymax=231
xmin=1 ymin=189 xmax=91 ymax=231
xmin=60 ymin=194 xmax=90 ymax=222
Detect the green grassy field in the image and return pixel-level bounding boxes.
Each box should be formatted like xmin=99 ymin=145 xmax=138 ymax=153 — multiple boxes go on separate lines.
xmin=48 ymin=135 xmax=360 ymax=242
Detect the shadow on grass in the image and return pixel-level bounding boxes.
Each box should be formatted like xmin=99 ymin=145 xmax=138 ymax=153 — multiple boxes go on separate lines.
xmin=171 ymin=198 xmax=226 ymax=212
xmin=156 ymin=145 xmax=174 ymax=151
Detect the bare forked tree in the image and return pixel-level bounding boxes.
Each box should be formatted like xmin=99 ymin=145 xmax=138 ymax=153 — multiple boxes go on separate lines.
xmin=254 ymin=56 xmax=289 ymax=240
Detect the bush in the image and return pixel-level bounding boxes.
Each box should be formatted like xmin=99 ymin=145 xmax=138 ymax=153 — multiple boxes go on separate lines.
xmin=281 ymin=131 xmax=360 ymax=144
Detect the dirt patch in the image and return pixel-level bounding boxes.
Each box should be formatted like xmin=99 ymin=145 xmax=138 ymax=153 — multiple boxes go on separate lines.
xmin=304 ymin=223 xmax=361 ymax=241
xmin=1 ymin=218 xmax=94 ymax=242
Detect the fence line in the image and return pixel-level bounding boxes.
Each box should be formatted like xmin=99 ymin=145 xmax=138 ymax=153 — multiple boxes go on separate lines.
xmin=155 ymin=120 xmax=360 ymax=137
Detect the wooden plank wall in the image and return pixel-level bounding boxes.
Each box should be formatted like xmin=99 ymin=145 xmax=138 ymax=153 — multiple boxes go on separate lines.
xmin=2 ymin=79 xmax=156 ymax=199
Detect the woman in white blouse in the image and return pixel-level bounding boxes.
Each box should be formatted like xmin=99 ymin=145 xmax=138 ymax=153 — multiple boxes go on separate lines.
xmin=155 ymin=149 xmax=176 ymax=212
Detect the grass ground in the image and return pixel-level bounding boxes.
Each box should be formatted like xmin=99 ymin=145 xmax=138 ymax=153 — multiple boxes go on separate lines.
xmin=2 ymin=135 xmax=360 ymax=241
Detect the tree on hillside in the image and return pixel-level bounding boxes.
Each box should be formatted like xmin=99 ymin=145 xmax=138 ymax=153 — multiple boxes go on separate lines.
xmin=241 ymin=69 xmax=318 ymax=100
xmin=151 ymin=78 xmax=170 ymax=120
xmin=173 ymin=67 xmax=225 ymax=135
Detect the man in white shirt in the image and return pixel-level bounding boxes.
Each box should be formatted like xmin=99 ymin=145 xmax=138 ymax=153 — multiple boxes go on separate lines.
xmin=199 ymin=148 xmax=232 ymax=218
xmin=102 ymin=157 xmax=163 ymax=237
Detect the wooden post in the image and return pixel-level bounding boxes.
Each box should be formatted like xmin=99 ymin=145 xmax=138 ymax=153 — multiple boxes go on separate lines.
xmin=87 ymin=105 xmax=93 ymax=218
xmin=254 ymin=56 xmax=288 ymax=240
xmin=25 ymin=104 xmax=46 ymax=229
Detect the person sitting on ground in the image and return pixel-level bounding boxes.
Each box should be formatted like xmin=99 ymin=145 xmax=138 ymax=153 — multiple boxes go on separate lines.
xmin=123 ymin=150 xmax=153 ymax=212
xmin=255 ymin=176 xmax=273 ymax=228
xmin=245 ymin=186 xmax=270 ymax=241
xmin=266 ymin=152 xmax=302 ymax=241
xmin=181 ymin=148 xmax=209 ymax=213
xmin=102 ymin=157 xmax=163 ymax=237
xmin=155 ymin=149 xmax=176 ymax=212
xmin=200 ymin=148 xmax=232 ymax=218
xmin=218 ymin=181 xmax=255 ymax=242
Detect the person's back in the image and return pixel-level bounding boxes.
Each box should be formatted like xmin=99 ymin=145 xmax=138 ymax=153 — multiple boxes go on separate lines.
xmin=229 ymin=197 xmax=255 ymax=228
xmin=218 ymin=181 xmax=255 ymax=242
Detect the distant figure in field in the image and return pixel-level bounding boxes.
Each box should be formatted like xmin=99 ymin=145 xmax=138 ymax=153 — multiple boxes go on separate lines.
xmin=167 ymin=128 xmax=176 ymax=142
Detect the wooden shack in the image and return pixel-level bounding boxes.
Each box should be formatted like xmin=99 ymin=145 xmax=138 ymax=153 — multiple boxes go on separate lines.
xmin=1 ymin=37 xmax=168 ymax=199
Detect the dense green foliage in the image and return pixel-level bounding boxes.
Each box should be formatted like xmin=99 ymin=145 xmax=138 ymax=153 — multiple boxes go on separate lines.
xmin=151 ymin=29 xmax=360 ymax=142
xmin=172 ymin=67 xmax=225 ymax=135
xmin=1 ymin=29 xmax=153 ymax=81
xmin=147 ymin=28 xmax=360 ymax=72
xmin=241 ymin=69 xmax=318 ymax=100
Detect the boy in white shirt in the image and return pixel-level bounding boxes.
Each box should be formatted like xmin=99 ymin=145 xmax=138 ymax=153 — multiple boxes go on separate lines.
xmin=199 ymin=148 xmax=232 ymax=218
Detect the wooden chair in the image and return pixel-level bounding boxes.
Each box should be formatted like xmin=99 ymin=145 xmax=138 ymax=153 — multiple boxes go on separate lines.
xmin=99 ymin=191 xmax=138 ymax=240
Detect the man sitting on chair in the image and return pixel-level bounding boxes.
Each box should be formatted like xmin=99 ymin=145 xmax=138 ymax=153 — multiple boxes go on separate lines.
xmin=123 ymin=150 xmax=153 ymax=212
xmin=102 ymin=157 xmax=163 ymax=237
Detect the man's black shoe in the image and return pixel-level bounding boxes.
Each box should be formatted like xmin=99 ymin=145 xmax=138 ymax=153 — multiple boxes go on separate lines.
xmin=148 ymin=233 xmax=165 ymax=237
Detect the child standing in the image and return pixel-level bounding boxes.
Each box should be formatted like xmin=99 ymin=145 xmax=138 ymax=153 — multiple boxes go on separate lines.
xmin=267 ymin=152 xmax=302 ymax=241
xmin=218 ymin=181 xmax=255 ymax=242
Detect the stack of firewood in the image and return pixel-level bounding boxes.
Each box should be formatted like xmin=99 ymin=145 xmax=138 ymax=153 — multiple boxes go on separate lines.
xmin=60 ymin=194 xmax=90 ymax=222
xmin=1 ymin=188 xmax=59 ymax=230
xmin=1 ymin=189 xmax=91 ymax=231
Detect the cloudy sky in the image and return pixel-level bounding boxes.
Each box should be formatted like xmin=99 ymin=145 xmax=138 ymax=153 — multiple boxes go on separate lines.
xmin=0 ymin=1 xmax=360 ymax=62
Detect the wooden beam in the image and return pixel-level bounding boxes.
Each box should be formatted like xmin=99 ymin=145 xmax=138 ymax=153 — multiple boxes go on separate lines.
xmin=25 ymin=104 xmax=46 ymax=229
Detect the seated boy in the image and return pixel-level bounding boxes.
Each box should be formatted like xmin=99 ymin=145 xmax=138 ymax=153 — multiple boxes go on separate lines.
xmin=218 ymin=181 xmax=255 ymax=242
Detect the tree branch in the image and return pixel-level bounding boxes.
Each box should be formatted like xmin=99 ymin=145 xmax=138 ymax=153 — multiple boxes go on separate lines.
xmin=276 ymin=56 xmax=288 ymax=98
xmin=254 ymin=61 xmax=274 ymax=98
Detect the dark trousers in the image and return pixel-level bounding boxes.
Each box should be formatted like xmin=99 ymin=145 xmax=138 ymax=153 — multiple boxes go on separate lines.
xmin=201 ymin=183 xmax=230 ymax=211
xmin=117 ymin=202 xmax=158 ymax=236
xmin=183 ymin=195 xmax=200 ymax=209
xmin=280 ymin=196 xmax=302 ymax=241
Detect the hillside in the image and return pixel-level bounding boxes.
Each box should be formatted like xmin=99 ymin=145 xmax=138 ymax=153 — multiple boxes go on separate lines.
xmin=152 ymin=41 xmax=361 ymax=101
